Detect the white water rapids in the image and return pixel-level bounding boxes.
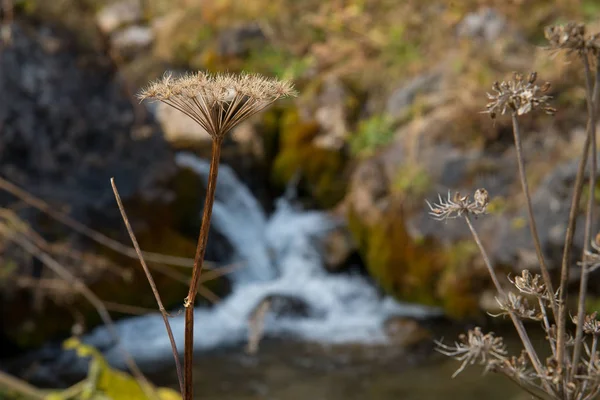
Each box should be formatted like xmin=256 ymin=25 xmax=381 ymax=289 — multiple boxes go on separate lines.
xmin=78 ymin=153 xmax=441 ymax=371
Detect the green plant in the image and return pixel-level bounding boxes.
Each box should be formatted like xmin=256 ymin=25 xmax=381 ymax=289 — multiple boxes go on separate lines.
xmin=349 ymin=114 xmax=395 ymax=157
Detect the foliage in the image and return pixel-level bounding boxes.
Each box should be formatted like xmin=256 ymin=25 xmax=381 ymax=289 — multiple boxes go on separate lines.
xmin=349 ymin=115 xmax=395 ymax=157
xmin=392 ymin=164 xmax=432 ymax=200
xmin=53 ymin=338 xmax=180 ymax=400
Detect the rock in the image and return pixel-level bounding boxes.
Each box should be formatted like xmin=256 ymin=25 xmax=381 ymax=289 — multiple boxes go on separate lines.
xmin=383 ymin=317 xmax=432 ymax=347
xmin=321 ymin=223 xmax=356 ymax=272
xmin=96 ymin=0 xmax=143 ymax=35
xmin=457 ymin=8 xmax=508 ymax=42
xmin=0 ymin=20 xmax=177 ymax=347
xmin=312 ymin=78 xmax=349 ymax=150
xmin=111 ymin=25 xmax=154 ymax=56
xmin=252 ymin=294 xmax=317 ymax=319
xmin=345 ymin=159 xmax=390 ymax=225
xmin=217 ymin=23 xmax=265 ymax=58
xmin=154 ymin=101 xmax=213 ymax=147
xmin=385 ymin=72 xmax=442 ymax=120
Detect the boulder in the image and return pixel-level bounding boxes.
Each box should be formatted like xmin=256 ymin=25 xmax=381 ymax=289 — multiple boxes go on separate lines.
xmin=96 ymin=0 xmax=143 ymax=35
xmin=0 ymin=19 xmax=182 ymax=347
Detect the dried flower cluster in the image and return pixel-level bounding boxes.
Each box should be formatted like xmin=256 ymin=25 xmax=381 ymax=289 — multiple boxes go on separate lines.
xmin=545 ymin=22 xmax=600 ymax=57
xmin=495 ymin=292 xmax=542 ymax=321
xmin=426 ymin=189 xmax=488 ymax=221
xmin=436 ymin=328 xmax=508 ymax=378
xmin=509 ymin=269 xmax=552 ymax=300
xmin=485 ymin=72 xmax=556 ymax=119
xmin=430 ymin=21 xmax=600 ymax=400
xmin=139 ymin=71 xmax=296 ymax=139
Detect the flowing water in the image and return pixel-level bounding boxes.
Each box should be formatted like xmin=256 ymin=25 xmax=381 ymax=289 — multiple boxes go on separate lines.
xmin=70 ymin=153 xmax=522 ymax=399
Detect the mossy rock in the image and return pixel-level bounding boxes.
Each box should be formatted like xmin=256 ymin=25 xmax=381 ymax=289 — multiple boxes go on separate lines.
xmin=347 ymin=202 xmax=481 ymax=319
xmin=271 ymin=108 xmax=348 ymax=208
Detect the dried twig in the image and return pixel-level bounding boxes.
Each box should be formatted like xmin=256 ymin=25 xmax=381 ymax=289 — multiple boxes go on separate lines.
xmin=111 ymin=178 xmax=184 ymax=395
xmin=0 ymin=221 xmax=159 ymax=400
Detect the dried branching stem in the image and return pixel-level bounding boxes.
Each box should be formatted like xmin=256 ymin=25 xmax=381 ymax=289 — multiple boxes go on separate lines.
xmin=0 ymin=219 xmax=159 ymax=400
xmin=571 ymin=54 xmax=599 ymax=381
xmin=464 ymin=215 xmax=552 ymax=394
xmin=111 ymin=179 xmax=184 ymax=395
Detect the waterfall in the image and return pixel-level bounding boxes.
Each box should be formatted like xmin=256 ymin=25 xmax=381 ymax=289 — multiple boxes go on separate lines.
xmin=73 ymin=153 xmax=442 ymax=372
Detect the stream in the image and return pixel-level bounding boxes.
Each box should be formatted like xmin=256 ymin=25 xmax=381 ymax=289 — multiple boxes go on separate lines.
xmin=27 ymin=153 xmax=524 ymax=399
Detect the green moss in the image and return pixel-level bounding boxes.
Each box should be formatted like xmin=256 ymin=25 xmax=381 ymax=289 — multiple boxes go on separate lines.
xmin=348 ymin=204 xmax=482 ymax=318
xmin=271 ymin=109 xmax=348 ymax=208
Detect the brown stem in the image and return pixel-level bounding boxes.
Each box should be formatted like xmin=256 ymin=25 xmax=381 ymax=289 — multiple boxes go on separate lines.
xmin=464 ymin=215 xmax=555 ymax=396
xmin=510 ymin=113 xmax=558 ymax=319
xmin=0 ymin=225 xmax=159 ymax=400
xmin=184 ymin=138 xmax=223 ymax=400
xmin=558 ymin=56 xmax=600 ymax=378
xmin=111 ymin=179 xmax=184 ymax=394
xmin=0 ymin=370 xmax=45 ymax=400
xmin=0 ymin=176 xmax=199 ymax=268
xmin=571 ymin=55 xmax=598 ymax=380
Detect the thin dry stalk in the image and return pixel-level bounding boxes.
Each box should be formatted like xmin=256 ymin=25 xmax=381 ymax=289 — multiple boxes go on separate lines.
xmin=464 ymin=215 xmax=553 ymax=394
xmin=0 ymin=370 xmax=45 ymax=400
xmin=510 ymin=113 xmax=558 ymax=320
xmin=571 ymin=54 xmax=599 ymax=380
xmin=111 ymin=179 xmax=184 ymax=395
xmin=0 ymin=176 xmax=198 ymax=268
xmin=0 ymin=223 xmax=159 ymax=400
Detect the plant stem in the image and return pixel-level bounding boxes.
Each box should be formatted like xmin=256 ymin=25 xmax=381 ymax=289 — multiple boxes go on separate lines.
xmin=539 ymin=297 xmax=556 ymax=357
xmin=558 ymin=57 xmax=600 ymax=378
xmin=510 ymin=113 xmax=558 ymax=320
xmin=111 ymin=179 xmax=184 ymax=394
xmin=183 ymin=138 xmax=222 ymax=400
xmin=0 ymin=226 xmax=159 ymax=400
xmin=0 ymin=176 xmax=197 ymax=268
xmin=464 ymin=215 xmax=554 ymax=396
xmin=571 ymin=54 xmax=598 ymax=381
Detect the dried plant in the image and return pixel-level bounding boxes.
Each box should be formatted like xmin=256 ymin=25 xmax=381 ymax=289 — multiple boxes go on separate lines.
xmin=431 ymin=22 xmax=600 ymax=400
xmin=115 ymin=71 xmax=296 ymax=399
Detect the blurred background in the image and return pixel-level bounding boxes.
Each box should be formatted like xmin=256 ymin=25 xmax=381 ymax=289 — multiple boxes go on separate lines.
xmin=0 ymin=0 xmax=599 ymax=398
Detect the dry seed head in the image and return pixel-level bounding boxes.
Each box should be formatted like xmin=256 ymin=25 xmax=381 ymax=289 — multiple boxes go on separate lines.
xmin=544 ymin=22 xmax=600 ymax=56
xmin=494 ymin=292 xmax=543 ymax=321
xmin=574 ymin=312 xmax=600 ymax=336
xmin=435 ymin=327 xmax=508 ymax=378
xmin=509 ymin=269 xmax=550 ymax=300
xmin=138 ymin=71 xmax=297 ymax=140
xmin=484 ymin=72 xmax=555 ymax=119
xmin=426 ymin=188 xmax=489 ymax=221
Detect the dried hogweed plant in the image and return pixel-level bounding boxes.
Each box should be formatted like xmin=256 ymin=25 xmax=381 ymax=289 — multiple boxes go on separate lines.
xmin=111 ymin=71 xmax=296 ymax=400
xmin=431 ymin=22 xmax=600 ymax=400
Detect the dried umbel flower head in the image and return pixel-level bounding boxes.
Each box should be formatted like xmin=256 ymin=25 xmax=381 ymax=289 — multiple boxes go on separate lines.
xmin=139 ymin=71 xmax=297 ymax=140
xmin=436 ymin=327 xmax=508 ymax=377
xmin=544 ymin=22 xmax=600 ymax=56
xmin=573 ymin=312 xmax=600 ymax=336
xmin=502 ymin=351 xmax=537 ymax=383
xmin=494 ymin=292 xmax=542 ymax=321
xmin=509 ymin=270 xmax=549 ymax=300
xmin=485 ymin=72 xmax=555 ymax=119
xmin=426 ymin=188 xmax=489 ymax=221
